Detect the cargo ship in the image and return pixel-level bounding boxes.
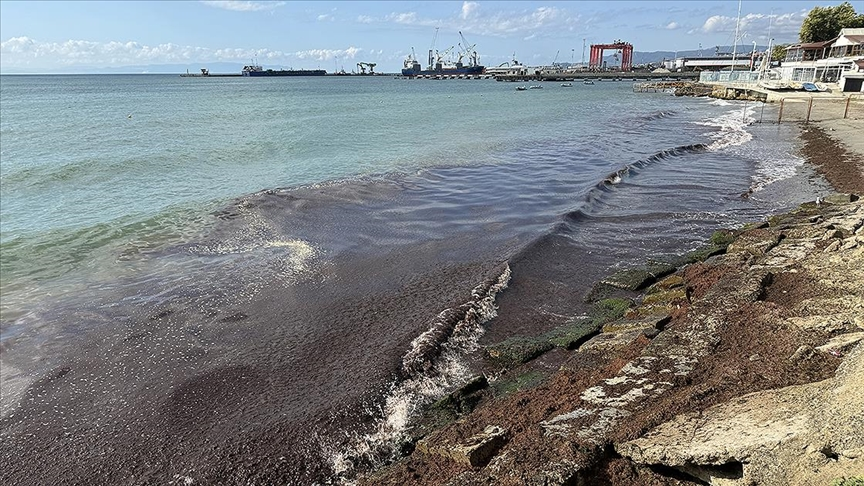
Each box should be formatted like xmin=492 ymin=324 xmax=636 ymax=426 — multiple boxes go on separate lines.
xmin=401 ymin=30 xmax=485 ymax=77
xmin=242 ymin=64 xmax=326 ymax=77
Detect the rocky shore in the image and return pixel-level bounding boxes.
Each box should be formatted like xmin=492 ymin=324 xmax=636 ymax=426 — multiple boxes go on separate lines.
xmin=359 ymin=122 xmax=864 ymax=485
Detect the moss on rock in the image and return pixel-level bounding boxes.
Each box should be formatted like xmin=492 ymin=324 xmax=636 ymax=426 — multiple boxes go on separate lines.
xmin=545 ymin=318 xmax=601 ymax=349
xmin=491 ymin=371 xmax=546 ymax=396
xmin=589 ymin=298 xmax=633 ymax=326
xmin=486 ymin=337 xmax=554 ymax=368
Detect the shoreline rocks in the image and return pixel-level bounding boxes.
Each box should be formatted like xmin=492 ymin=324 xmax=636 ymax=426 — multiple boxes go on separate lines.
xmin=363 ymin=194 xmax=864 ymax=485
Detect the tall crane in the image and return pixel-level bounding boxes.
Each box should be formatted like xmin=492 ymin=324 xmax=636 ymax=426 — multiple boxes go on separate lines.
xmin=459 ymin=31 xmax=477 ymax=66
xmin=428 ymin=27 xmax=440 ymax=69
xmin=435 ymin=45 xmax=455 ymax=65
xmin=356 ymin=62 xmax=376 ymax=74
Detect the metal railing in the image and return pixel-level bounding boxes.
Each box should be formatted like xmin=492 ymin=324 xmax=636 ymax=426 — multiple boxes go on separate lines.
xmin=771 ymin=96 xmax=864 ymax=123
xmin=699 ymin=71 xmax=761 ymax=84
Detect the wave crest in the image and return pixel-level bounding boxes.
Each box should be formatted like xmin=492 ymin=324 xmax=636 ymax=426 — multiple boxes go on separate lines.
xmin=325 ymin=263 xmax=511 ymax=480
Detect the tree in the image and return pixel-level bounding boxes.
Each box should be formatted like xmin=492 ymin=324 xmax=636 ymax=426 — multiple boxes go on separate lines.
xmin=799 ymin=2 xmax=864 ymax=43
xmin=771 ymin=44 xmax=790 ymax=61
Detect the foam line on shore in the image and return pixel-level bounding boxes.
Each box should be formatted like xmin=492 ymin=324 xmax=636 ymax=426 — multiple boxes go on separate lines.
xmin=699 ymin=101 xmax=756 ymax=150
xmin=324 ymin=263 xmax=512 ymax=481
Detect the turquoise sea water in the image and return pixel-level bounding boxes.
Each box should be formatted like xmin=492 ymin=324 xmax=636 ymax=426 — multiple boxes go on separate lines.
xmin=0 ymin=76 xmax=650 ymax=305
xmin=0 ymin=74 xmax=832 ymax=483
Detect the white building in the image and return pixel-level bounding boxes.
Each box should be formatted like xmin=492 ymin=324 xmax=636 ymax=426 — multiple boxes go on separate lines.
xmin=781 ymin=28 xmax=864 ymax=91
xmin=663 ymin=56 xmax=753 ymax=72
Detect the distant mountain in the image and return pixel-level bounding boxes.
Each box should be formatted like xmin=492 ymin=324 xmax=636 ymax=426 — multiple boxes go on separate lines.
xmin=1 ymin=62 xmax=326 ymax=75
xmin=614 ymin=45 xmax=769 ymax=67
xmin=2 ymin=45 xmax=771 ymax=74
xmin=546 ymin=45 xmax=769 ymax=70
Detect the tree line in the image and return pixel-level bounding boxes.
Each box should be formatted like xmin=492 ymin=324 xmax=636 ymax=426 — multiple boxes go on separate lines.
xmin=771 ymin=1 xmax=863 ymax=61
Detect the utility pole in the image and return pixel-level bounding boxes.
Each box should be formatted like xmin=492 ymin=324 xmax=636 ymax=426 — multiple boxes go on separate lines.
xmin=731 ymin=0 xmax=742 ymax=73
xmin=582 ymin=39 xmax=586 ymax=67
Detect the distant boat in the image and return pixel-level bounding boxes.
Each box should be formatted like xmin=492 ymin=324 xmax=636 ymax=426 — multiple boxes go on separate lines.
xmin=529 ymin=85 xmax=543 ymax=89
xmin=242 ymin=64 xmax=326 ymax=77
xmin=561 ymin=83 xmax=573 ymax=87
xmin=583 ymin=80 xmax=595 ymax=85
xmin=516 ymin=86 xmax=527 ymax=91
xmin=401 ymin=30 xmax=485 ymax=77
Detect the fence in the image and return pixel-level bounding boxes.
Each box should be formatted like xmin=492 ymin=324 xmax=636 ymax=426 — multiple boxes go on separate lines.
xmin=765 ymin=96 xmax=864 ymax=124
xmin=699 ymin=71 xmax=761 ymax=85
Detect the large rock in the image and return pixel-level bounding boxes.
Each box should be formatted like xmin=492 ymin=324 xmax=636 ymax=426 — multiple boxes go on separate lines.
xmin=417 ymin=425 xmax=509 ymax=468
xmin=616 ymin=343 xmax=864 ymax=485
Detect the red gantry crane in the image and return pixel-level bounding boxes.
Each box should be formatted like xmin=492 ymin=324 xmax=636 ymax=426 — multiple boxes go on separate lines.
xmin=588 ymin=40 xmax=633 ymax=72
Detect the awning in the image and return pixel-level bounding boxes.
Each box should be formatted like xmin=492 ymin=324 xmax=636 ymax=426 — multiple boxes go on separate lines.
xmin=833 ymin=35 xmax=864 ymax=47
xmin=786 ymin=39 xmax=836 ymax=50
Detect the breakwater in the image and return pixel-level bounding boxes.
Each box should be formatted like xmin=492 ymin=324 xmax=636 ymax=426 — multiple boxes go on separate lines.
xmin=494 ymin=71 xmax=700 ymax=82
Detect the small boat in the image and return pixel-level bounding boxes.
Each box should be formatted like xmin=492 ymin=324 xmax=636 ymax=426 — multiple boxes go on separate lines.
xmin=529 ymin=85 xmax=543 ymax=89
xmin=583 ymin=80 xmax=595 ymax=85
xmin=801 ymin=82 xmax=828 ymax=92
xmin=516 ymin=86 xmax=527 ymax=91
xmin=561 ymin=83 xmax=573 ymax=87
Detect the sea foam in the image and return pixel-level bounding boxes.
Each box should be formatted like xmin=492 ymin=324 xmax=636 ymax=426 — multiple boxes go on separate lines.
xmin=324 ymin=264 xmax=511 ymax=482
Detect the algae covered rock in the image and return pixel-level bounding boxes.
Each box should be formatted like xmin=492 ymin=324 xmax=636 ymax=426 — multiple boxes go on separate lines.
xmin=485 ymin=301 xmax=631 ymax=368
xmin=601 ymin=262 xmax=675 ymax=291
xmin=727 ymin=228 xmax=781 ymax=257
xmin=824 ymin=193 xmax=860 ymax=205
xmin=418 ymin=375 xmax=489 ymax=430
xmin=589 ymin=298 xmax=632 ymax=326
xmin=486 ymin=337 xmax=554 ymax=368
xmin=545 ymin=317 xmax=600 ymax=349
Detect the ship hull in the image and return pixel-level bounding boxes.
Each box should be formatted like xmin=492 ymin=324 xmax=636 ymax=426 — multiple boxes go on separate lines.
xmin=243 ymin=70 xmax=327 ymax=77
xmin=401 ymin=66 xmax=485 ymax=77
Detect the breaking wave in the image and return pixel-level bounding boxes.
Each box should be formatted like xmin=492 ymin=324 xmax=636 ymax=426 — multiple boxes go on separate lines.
xmin=324 ymin=263 xmax=511 ymax=482
xmin=601 ymin=144 xmax=708 ymax=186
xmin=637 ymin=110 xmax=677 ymax=121
xmin=698 ymin=101 xmax=756 ymax=150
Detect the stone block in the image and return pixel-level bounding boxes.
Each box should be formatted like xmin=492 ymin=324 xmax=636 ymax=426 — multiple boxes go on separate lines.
xmin=450 ymin=426 xmax=509 ymax=467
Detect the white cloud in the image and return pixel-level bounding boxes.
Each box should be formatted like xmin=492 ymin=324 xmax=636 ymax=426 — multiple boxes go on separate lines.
xmin=317 ymin=14 xmax=334 ymax=21
xmin=461 ymin=1 xmax=480 ymax=20
xmin=0 ymin=36 xmax=364 ymax=69
xmin=293 ymin=47 xmax=362 ymax=61
xmin=665 ymin=22 xmax=680 ymax=30
xmin=359 ymin=4 xmax=580 ymax=38
xmin=385 ymin=12 xmax=433 ymax=26
xmin=200 ymin=1 xmax=285 ymax=12
xmin=694 ymin=10 xmax=807 ymax=42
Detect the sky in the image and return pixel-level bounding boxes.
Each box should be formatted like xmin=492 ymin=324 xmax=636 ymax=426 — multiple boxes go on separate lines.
xmin=0 ymin=0 xmax=856 ymax=73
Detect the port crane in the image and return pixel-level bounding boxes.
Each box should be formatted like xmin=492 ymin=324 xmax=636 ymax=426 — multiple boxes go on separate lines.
xmin=458 ymin=31 xmax=478 ymax=66
xmin=427 ymin=27 xmax=440 ymax=69
xmin=356 ymin=62 xmax=376 ymax=74
xmin=435 ymin=45 xmax=455 ymax=65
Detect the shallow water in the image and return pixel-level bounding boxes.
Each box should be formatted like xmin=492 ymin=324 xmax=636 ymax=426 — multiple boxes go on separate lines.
xmin=0 ymin=75 xmax=833 ymax=483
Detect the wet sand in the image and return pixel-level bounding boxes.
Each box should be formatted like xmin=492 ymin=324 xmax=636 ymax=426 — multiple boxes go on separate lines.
xmin=802 ymin=118 xmax=864 ymax=195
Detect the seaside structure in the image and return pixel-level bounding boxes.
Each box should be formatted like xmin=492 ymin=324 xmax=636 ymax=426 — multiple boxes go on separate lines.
xmin=780 ymin=28 xmax=864 ymax=92
xmin=663 ymin=55 xmax=755 ymax=72
xmin=588 ymin=40 xmax=634 ymax=72
xmin=484 ymin=58 xmax=529 ymax=77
